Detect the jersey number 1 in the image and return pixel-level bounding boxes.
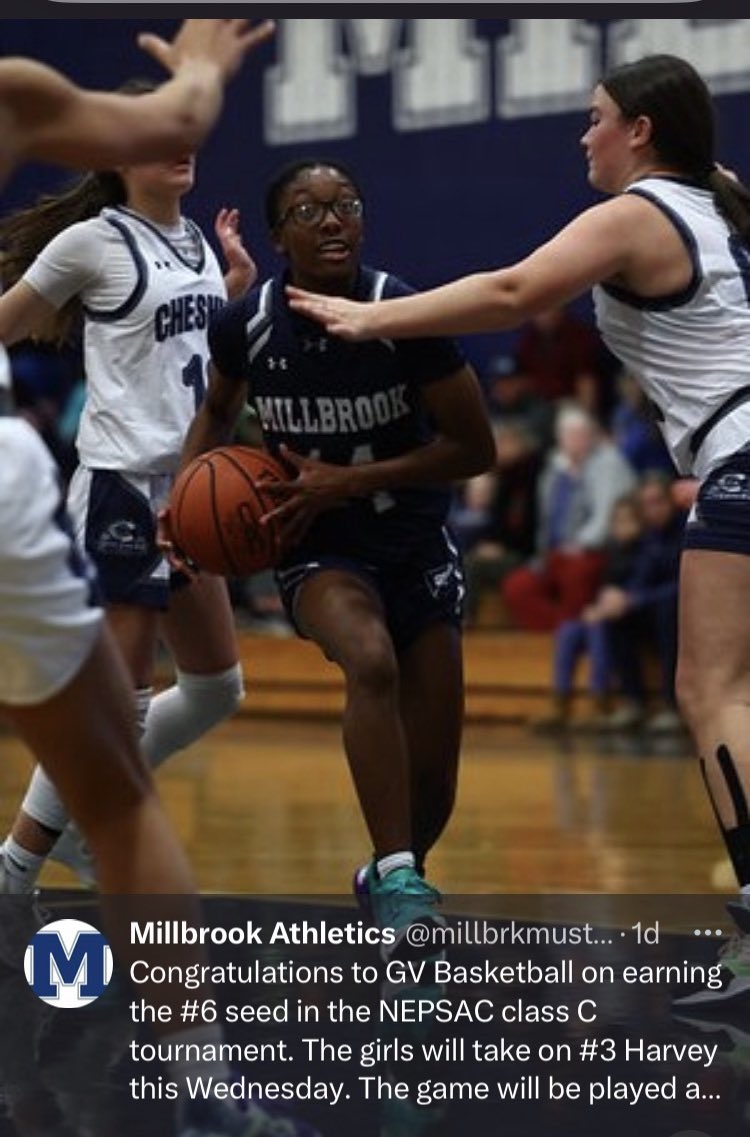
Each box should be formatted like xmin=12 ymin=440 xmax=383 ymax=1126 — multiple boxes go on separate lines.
xmin=182 ymin=354 xmax=207 ymax=412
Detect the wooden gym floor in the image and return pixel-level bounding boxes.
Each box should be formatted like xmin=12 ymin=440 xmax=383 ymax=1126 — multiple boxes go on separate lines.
xmin=0 ymin=631 xmax=728 ymax=898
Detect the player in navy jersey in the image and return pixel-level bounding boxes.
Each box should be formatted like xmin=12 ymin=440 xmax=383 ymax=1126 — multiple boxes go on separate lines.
xmin=169 ymin=159 xmax=495 ymax=952
xmin=289 ymin=57 xmax=750 ymax=1007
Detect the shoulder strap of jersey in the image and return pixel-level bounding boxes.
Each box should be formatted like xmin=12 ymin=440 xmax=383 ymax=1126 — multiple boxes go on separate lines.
xmin=246 ymin=278 xmax=275 ymax=365
xmin=83 ymin=212 xmax=148 ymax=322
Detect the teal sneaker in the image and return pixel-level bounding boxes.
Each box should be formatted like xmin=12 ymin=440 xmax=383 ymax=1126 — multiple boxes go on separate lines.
xmin=370 ymin=866 xmax=445 ymax=962
xmin=672 ymin=903 xmax=750 ymax=1012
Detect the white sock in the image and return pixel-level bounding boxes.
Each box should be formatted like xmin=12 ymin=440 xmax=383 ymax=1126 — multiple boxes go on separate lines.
xmin=141 ymin=664 xmax=244 ymax=770
xmin=376 ymin=851 xmax=416 ymax=879
xmin=135 ymin=686 xmax=153 ymax=735
xmin=1 ymin=837 xmax=47 ymax=893
xmin=20 ymin=764 xmax=69 ymax=833
xmin=167 ymin=1024 xmax=232 ymax=1088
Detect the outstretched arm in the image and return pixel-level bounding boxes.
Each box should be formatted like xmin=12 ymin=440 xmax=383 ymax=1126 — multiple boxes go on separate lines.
xmin=287 ymin=195 xmax=646 ymax=341
xmin=1 ymin=19 xmax=274 ymax=173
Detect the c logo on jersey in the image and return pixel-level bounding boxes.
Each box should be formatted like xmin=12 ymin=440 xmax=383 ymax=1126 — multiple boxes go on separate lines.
xmin=716 ymin=473 xmax=748 ymax=496
xmin=24 ymin=919 xmax=113 ymax=1008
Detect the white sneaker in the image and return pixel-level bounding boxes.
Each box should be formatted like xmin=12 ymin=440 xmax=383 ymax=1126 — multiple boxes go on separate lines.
xmin=0 ymin=850 xmax=50 ymax=969
xmin=49 ymin=824 xmax=97 ymax=889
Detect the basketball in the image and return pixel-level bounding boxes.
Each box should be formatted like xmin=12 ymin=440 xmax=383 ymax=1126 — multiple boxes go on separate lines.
xmin=169 ymin=446 xmax=290 ymax=576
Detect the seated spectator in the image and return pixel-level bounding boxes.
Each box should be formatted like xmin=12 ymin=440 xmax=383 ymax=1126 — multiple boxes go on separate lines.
xmin=449 ymin=475 xmax=495 ymax=555
xmin=534 ymin=493 xmax=643 ymax=732
xmin=462 ymin=422 xmax=541 ymax=626
xmin=482 ymin=352 xmax=554 ymax=450
xmin=503 ymin=404 xmax=636 ymax=631
xmin=597 ymin=472 xmax=686 ymax=733
xmin=514 ymin=304 xmax=607 ymax=418
xmin=611 ymin=370 xmax=674 ymax=476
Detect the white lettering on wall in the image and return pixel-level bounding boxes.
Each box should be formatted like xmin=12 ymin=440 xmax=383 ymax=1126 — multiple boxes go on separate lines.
xmin=265 ymin=19 xmax=488 ymax=143
xmin=394 ymin=19 xmax=489 ymax=131
xmin=264 ymin=19 xmax=750 ymax=145
xmin=497 ymin=20 xmax=600 ymax=118
xmin=609 ymin=19 xmax=750 ymax=94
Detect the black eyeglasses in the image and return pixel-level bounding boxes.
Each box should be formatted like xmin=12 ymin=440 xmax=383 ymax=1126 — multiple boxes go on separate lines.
xmin=277 ymin=197 xmax=364 ymax=229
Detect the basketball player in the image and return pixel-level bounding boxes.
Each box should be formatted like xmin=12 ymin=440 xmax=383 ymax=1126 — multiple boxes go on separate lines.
xmin=288 ymin=56 xmax=750 ymax=1007
xmin=0 ymin=84 xmax=251 ymax=893
xmin=166 ymin=159 xmax=495 ymax=955
xmin=0 ymin=22 xmax=321 ymax=1137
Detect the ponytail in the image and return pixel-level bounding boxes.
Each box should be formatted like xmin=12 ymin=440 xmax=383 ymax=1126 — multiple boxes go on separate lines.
xmin=707 ymin=167 xmax=750 ymax=246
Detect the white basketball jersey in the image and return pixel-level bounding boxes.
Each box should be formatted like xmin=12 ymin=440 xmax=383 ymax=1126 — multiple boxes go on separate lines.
xmin=0 ymin=343 xmax=10 ymax=391
xmin=78 ymin=207 xmax=226 ymax=474
xmin=0 ymin=342 xmax=10 ymax=408
xmin=594 ymin=177 xmax=750 ymax=477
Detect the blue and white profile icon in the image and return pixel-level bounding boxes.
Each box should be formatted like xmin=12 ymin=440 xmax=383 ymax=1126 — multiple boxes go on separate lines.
xmin=24 ymin=918 xmax=113 ymax=1008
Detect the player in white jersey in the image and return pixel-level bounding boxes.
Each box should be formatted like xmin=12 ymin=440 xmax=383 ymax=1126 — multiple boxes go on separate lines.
xmin=0 ymin=81 xmax=251 ymax=894
xmin=0 ymin=26 xmax=271 ymax=889
xmin=0 ymin=25 xmax=323 ymax=1137
xmin=287 ymin=54 xmax=750 ymax=1009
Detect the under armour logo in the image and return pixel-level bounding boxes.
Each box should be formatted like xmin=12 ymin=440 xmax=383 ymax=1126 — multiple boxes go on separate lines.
xmin=302 ymin=337 xmax=328 ymax=355
xmin=267 ymin=357 xmax=289 ymax=371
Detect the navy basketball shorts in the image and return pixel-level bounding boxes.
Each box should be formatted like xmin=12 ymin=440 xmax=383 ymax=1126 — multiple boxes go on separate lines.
xmin=67 ymin=467 xmax=188 ymax=610
xmin=685 ymin=449 xmax=750 ymax=555
xmin=276 ymin=527 xmax=465 ymax=653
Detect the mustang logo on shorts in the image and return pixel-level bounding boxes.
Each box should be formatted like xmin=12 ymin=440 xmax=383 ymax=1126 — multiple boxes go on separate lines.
xmin=424 ymin=563 xmax=456 ymax=599
xmin=96 ymin=519 xmax=149 ymax=557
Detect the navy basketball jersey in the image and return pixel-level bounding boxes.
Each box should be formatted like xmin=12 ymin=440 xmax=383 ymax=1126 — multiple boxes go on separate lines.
xmin=208 ymin=267 xmax=465 ymax=562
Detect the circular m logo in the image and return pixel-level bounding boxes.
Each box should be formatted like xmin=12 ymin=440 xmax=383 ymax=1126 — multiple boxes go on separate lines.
xmin=24 ymin=918 xmax=113 ymax=1008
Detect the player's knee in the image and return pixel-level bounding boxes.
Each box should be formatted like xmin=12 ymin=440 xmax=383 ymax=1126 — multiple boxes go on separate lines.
xmin=674 ymin=660 xmax=699 ymax=730
xmin=180 ymin=662 xmax=245 ymax=727
xmin=675 ymin=656 xmax=723 ymax=733
xmin=345 ymin=633 xmax=398 ymax=697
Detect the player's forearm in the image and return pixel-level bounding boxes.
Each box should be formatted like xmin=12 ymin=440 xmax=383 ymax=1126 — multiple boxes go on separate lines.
xmin=224 ymin=264 xmax=257 ymax=302
xmin=96 ymin=64 xmax=226 ymax=164
xmin=348 ymin=435 xmax=495 ymax=496
xmin=366 ymin=272 xmax=527 ymax=339
xmin=179 ymin=400 xmax=236 ymax=472
xmin=145 ymin=61 xmax=224 ymax=154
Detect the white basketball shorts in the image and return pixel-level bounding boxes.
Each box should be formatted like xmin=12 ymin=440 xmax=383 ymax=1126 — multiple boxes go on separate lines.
xmin=0 ymin=419 xmax=101 ymax=706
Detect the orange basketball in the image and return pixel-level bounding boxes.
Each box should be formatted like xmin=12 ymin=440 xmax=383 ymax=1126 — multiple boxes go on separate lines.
xmin=169 ymin=446 xmax=290 ymax=576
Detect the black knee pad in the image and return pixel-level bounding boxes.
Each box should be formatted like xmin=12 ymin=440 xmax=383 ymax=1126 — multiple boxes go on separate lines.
xmin=701 ymin=746 xmax=750 ymax=887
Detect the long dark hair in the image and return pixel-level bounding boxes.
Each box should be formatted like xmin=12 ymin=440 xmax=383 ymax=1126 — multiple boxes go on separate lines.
xmin=602 ymin=54 xmax=750 ymax=243
xmin=0 ymin=78 xmax=154 ymax=344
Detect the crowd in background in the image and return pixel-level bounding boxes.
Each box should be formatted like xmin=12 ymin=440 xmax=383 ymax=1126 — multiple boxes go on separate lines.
xmin=9 ymin=300 xmax=688 ymax=736
xmin=451 ymin=304 xmax=688 ymax=737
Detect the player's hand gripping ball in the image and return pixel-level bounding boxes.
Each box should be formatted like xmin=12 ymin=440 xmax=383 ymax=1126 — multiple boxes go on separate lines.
xmin=169 ymin=446 xmax=290 ymax=575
